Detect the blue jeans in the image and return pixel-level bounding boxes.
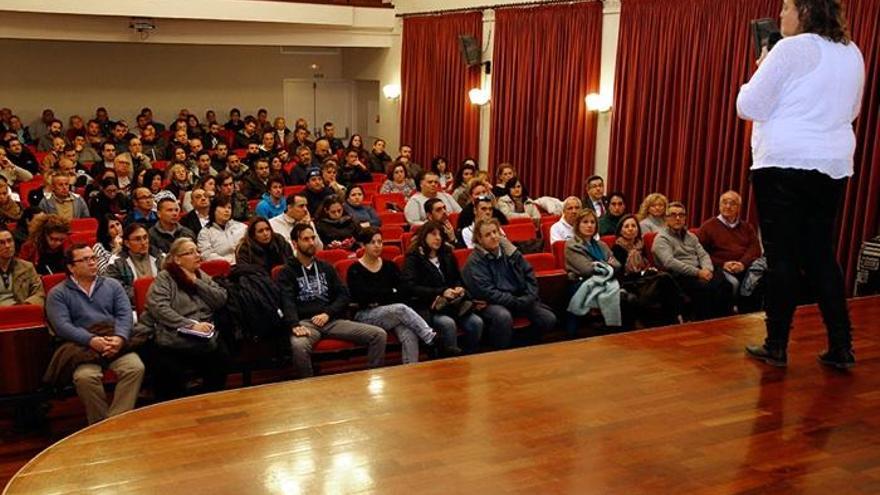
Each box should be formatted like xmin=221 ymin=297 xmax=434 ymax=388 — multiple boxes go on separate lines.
xmin=356 ymin=303 xmax=436 ymax=364
xmin=480 ymin=302 xmax=557 ymax=349
xmin=431 ymin=313 xmax=484 ymax=354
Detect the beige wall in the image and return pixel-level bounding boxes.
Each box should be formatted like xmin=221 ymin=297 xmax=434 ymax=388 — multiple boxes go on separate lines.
xmin=0 ymin=39 xmax=344 ymax=129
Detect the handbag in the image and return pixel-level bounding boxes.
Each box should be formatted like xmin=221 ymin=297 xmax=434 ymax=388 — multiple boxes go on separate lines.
xmin=433 ymin=293 xmax=474 ymax=318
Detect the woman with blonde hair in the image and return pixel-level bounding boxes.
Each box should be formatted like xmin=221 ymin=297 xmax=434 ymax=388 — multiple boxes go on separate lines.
xmin=636 ymin=193 xmax=668 ymax=234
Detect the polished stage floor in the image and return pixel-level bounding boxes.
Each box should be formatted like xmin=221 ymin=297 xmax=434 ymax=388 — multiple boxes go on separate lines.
xmin=5 ymin=296 xmax=880 ymax=494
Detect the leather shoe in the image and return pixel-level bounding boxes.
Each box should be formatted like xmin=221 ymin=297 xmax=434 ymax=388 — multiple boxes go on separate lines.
xmin=818 ymin=348 xmax=856 ymax=370
xmin=745 ymin=344 xmax=787 ymax=367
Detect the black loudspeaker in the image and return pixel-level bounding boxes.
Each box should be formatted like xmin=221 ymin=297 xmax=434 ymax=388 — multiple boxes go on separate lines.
xmin=458 ymin=35 xmax=481 ymax=66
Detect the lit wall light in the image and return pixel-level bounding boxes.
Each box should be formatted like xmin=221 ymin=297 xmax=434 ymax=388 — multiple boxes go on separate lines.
xmin=585 ymin=93 xmax=612 ymax=113
xmin=383 ymin=84 xmax=401 ymax=100
xmin=468 ymin=87 xmax=490 ymax=106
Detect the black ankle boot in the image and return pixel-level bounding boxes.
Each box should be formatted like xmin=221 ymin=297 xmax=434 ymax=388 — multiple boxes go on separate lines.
xmin=745 ymin=344 xmax=788 ymax=367
xmin=818 ymin=348 xmax=855 ymax=370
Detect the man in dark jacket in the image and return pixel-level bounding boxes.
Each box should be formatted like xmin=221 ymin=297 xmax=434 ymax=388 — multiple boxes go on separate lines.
xmin=5 ymin=137 xmax=40 ymax=175
xmin=277 ymin=223 xmax=386 ymax=377
xmin=148 ymin=198 xmax=195 ymax=254
xmin=462 ymin=218 xmax=556 ymax=348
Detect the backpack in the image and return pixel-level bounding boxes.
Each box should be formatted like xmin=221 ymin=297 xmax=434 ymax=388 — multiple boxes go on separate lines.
xmin=216 ymin=264 xmax=286 ymax=343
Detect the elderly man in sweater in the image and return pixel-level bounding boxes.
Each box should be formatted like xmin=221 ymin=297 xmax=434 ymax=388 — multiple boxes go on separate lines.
xmin=652 ymin=202 xmax=732 ymax=321
xmin=697 ymin=191 xmax=763 ymax=304
xmin=45 ymin=244 xmax=144 ymax=424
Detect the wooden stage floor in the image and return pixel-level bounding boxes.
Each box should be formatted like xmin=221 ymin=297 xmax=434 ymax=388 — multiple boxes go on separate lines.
xmin=5 ymin=296 xmax=880 ymax=494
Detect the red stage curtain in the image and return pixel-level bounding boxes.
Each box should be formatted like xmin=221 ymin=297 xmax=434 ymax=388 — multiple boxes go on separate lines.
xmin=488 ymin=1 xmax=603 ymax=199
xmin=608 ymin=0 xmax=879 ymax=293
xmin=401 ymin=12 xmax=482 ymax=170
xmin=840 ymin=0 xmax=880 ymax=293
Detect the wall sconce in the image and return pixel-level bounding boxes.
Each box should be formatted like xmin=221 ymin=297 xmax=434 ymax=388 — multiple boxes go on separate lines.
xmin=383 ymin=84 xmax=401 ymax=100
xmin=585 ymin=93 xmax=612 ymax=113
xmin=468 ymin=87 xmax=490 ymax=106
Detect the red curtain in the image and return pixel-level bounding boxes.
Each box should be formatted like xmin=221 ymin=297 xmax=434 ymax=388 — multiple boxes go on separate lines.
xmin=608 ymin=0 xmax=880 ymax=293
xmin=489 ymin=1 xmax=603 ymax=199
xmin=401 ymin=12 xmax=482 ymax=169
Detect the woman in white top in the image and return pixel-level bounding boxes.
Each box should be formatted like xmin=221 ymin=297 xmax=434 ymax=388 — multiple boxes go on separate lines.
xmin=197 ymin=196 xmax=247 ymax=264
xmin=737 ymin=0 xmax=863 ymax=369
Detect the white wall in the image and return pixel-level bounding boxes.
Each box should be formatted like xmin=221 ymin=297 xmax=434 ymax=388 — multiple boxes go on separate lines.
xmin=0 ymin=39 xmax=344 ymax=129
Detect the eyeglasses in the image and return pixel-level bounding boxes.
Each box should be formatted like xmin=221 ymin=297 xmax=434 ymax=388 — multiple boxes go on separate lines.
xmin=179 ymin=250 xmax=199 ymax=257
xmin=666 ymin=212 xmax=687 ymax=218
xmin=72 ymin=256 xmax=98 ymax=264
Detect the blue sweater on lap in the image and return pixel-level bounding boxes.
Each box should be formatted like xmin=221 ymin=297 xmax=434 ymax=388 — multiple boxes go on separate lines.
xmin=46 ymin=277 xmax=133 ymax=347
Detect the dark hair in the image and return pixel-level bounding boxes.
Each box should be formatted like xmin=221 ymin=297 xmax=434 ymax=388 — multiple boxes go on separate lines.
xmin=345 ymin=184 xmax=365 ymax=201
xmin=196 ymin=150 xmax=211 ymax=161
xmin=290 ymin=222 xmax=314 ymax=242
xmin=157 ymin=197 xmax=178 ymax=211
xmin=208 ymin=195 xmax=233 ymax=227
xmin=15 ymin=207 xmax=42 ymax=238
xmin=268 ymin=176 xmax=285 ymax=189
xmin=454 ymin=162 xmax=477 ymax=188
xmin=586 ymin=175 xmax=604 ymax=186
xmin=409 ymin=220 xmax=449 ymax=255
xmin=323 ymin=121 xmax=334 ymax=129
xmin=102 ymin=141 xmax=116 ymax=152
xmin=607 ymin=191 xmax=627 ymax=204
xmin=386 ymin=162 xmax=409 ymax=182
xmin=122 ymin=222 xmax=147 ymax=242
xmin=504 ymin=177 xmax=529 ymax=199
xmin=64 ymin=243 xmax=91 ymax=267
xmin=316 ymin=196 xmax=344 ymax=221
xmin=796 ymin=0 xmax=850 ymax=43
xmin=31 ymin=214 xmax=70 ymax=254
xmin=246 ymin=216 xmax=272 ymax=243
xmin=230 ymin=108 xmax=241 ymax=117
xmin=431 ymin=156 xmax=448 ymax=172
xmin=96 ymin=214 xmax=120 ymax=251
xmin=216 ymin=170 xmax=233 ymax=185
xmin=614 ymin=213 xmax=642 ymax=241
xmin=347 ymin=133 xmax=364 ymax=150
xmin=141 ymin=169 xmax=164 ymax=192
xmin=286 ymin=192 xmax=307 ymax=207
xmin=424 ymin=197 xmax=444 ymax=215
xmin=356 ymin=226 xmax=381 ymax=245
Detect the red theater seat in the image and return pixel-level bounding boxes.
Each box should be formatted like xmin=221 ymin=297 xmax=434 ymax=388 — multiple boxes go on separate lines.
xmin=200 ymin=259 xmax=231 ymax=278
xmin=316 ymin=249 xmax=353 ymax=265
xmin=133 ymin=277 xmax=155 ymax=315
xmin=41 ymin=273 xmax=67 ymax=294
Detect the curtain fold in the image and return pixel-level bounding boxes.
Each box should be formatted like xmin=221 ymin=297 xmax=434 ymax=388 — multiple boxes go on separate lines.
xmin=608 ymin=0 xmax=879 ymax=294
xmin=489 ymin=1 xmax=603 ymax=199
xmin=401 ymin=12 xmax=482 ymax=170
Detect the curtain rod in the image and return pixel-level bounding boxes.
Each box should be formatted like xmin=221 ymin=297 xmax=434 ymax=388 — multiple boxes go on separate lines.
xmin=396 ymin=0 xmax=603 ymax=18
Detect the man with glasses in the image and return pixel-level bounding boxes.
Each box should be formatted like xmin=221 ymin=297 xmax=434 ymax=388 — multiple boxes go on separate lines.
xmin=0 ymin=225 xmax=44 ymax=307
xmin=45 ymin=243 xmax=144 ymax=425
xmin=581 ymin=175 xmax=608 ymax=216
xmin=124 ymin=187 xmax=158 ymax=229
xmin=180 ymin=187 xmax=211 ymax=237
xmin=38 ymin=171 xmax=90 ymax=220
xmin=652 ymin=201 xmax=732 ymax=321
xmin=270 ymin=192 xmax=324 ymax=252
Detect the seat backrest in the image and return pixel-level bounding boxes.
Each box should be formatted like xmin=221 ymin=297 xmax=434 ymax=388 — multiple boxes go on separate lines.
xmin=0 ymin=304 xmax=45 ymax=331
xmin=524 ymin=253 xmax=559 ymax=273
xmin=70 ymin=217 xmax=98 ymax=233
xmin=371 ymin=173 xmax=387 ymax=183
xmin=448 ymin=212 xmax=460 ymax=228
xmin=18 ymin=180 xmax=42 ymax=208
xmin=41 ymin=273 xmax=67 ymax=294
xmin=600 ymin=235 xmax=616 ymax=250
xmin=373 ymin=193 xmax=406 ymax=213
xmin=283 ymin=185 xmax=305 ymax=196
xmin=552 ymin=240 xmax=567 ymax=269
xmin=334 ymin=258 xmax=359 ymax=285
xmin=133 ymin=276 xmax=155 ymax=315
xmin=70 ymin=231 xmax=97 ymax=246
xmin=354 ymin=245 xmax=401 ymax=261
xmin=453 ymin=248 xmax=473 ymax=269
xmin=507 ymin=217 xmax=534 ymax=225
xmin=504 ymin=222 xmax=536 ymax=242
xmin=400 ymin=231 xmax=414 ymax=252
xmin=316 ymin=248 xmax=353 ymax=265
xmin=540 ymin=215 xmax=561 ymax=226
xmin=200 ymin=259 xmax=231 ymax=278
xmin=378 ymin=211 xmax=406 ymax=226
xmin=360 ymin=182 xmax=381 ymax=194
xmin=392 ymin=255 xmax=405 ymax=270
xmin=541 ymin=222 xmax=554 ymax=252
xmin=379 ymin=225 xmax=404 ymax=242
xmin=152 ymin=160 xmax=169 ymax=171
xmin=644 ymin=232 xmax=658 ymax=264
xmin=271 ymin=264 xmax=285 ymax=280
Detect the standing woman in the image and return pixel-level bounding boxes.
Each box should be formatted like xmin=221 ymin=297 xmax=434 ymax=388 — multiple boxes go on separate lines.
xmin=737 ymin=0 xmax=864 ymax=369
xmin=138 ymin=238 xmax=229 ymax=400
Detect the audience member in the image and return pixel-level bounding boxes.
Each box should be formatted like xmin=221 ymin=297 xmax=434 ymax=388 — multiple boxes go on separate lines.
xmin=137 ymin=238 xmax=229 ymax=400
xmin=432 ymin=156 xmax=454 ymax=193
xmin=0 ymin=178 xmax=23 ymax=223
xmin=497 ymin=177 xmax=541 ymax=224
xmin=277 ymin=223 xmax=386 ymax=378
xmin=451 ymin=160 xmax=478 ymax=207
xmin=564 ymin=209 xmax=623 ymax=329
xmin=404 ymin=171 xmax=462 ymax=227
xmin=38 ymin=172 xmax=90 ymax=221
xmin=401 ymin=220 xmax=482 ymax=354
xmin=124 ymin=187 xmax=158 ymax=229
xmin=462 ymin=218 xmax=556 ymax=348
xmin=93 ymin=214 xmax=123 ymax=275
xmin=348 ymin=228 xmax=438 ymax=364
xmin=379 ymin=162 xmax=417 ymax=196
xmin=197 ymin=196 xmax=247 ymax=265
xmin=241 ymin=158 xmax=271 ymax=200
xmin=180 ymin=187 xmax=211 ymax=237
xmin=105 ymin=223 xmax=164 ymax=302
xmin=234 ymin=216 xmax=293 ymax=273
xmin=255 ymin=176 xmax=287 ymax=219
xmin=5 ymin=137 xmax=39 ymax=174
xmin=652 ymin=202 xmax=732 ymax=320
xmin=216 ymin=171 xmax=249 ymax=222
xmin=398 ymin=144 xmax=421 ymax=178
xmin=423 ymin=198 xmax=457 ymax=245
xmin=44 ymin=243 xmax=144 ymax=425
xmin=598 ymin=192 xmax=627 ymax=236
xmin=492 ymin=163 xmax=516 ymax=198
xmin=315 ymin=196 xmax=359 ymax=251
xmin=582 ymin=175 xmax=608 ymax=216
xmin=303 ymin=168 xmax=335 ymax=215
xmin=0 ymin=225 xmax=45 ymax=306
xmin=344 ymin=185 xmax=381 ymax=228
xmin=321 ymin=161 xmax=346 ymax=197
xmin=636 ymin=193 xmax=669 ymax=234
xmin=367 ymin=138 xmax=392 ymax=173
xmin=149 ymin=198 xmax=196 ymax=253
xmin=549 ymin=196 xmax=582 ymax=244
xmin=0 ymin=146 xmax=33 ymax=187
xmin=269 ymin=192 xmax=324 ymax=251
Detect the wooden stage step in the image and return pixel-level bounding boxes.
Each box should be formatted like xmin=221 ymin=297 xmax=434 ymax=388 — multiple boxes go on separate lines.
xmin=4 ymin=296 xmax=880 ymax=494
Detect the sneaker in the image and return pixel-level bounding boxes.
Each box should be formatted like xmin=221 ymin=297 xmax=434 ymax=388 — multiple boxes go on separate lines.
xmin=745 ymin=344 xmax=788 ymax=367
xmin=818 ymin=348 xmax=856 ymax=370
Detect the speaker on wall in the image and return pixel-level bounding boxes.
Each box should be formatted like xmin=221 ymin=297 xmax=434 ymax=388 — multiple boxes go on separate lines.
xmin=458 ymin=35 xmax=481 ymax=66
